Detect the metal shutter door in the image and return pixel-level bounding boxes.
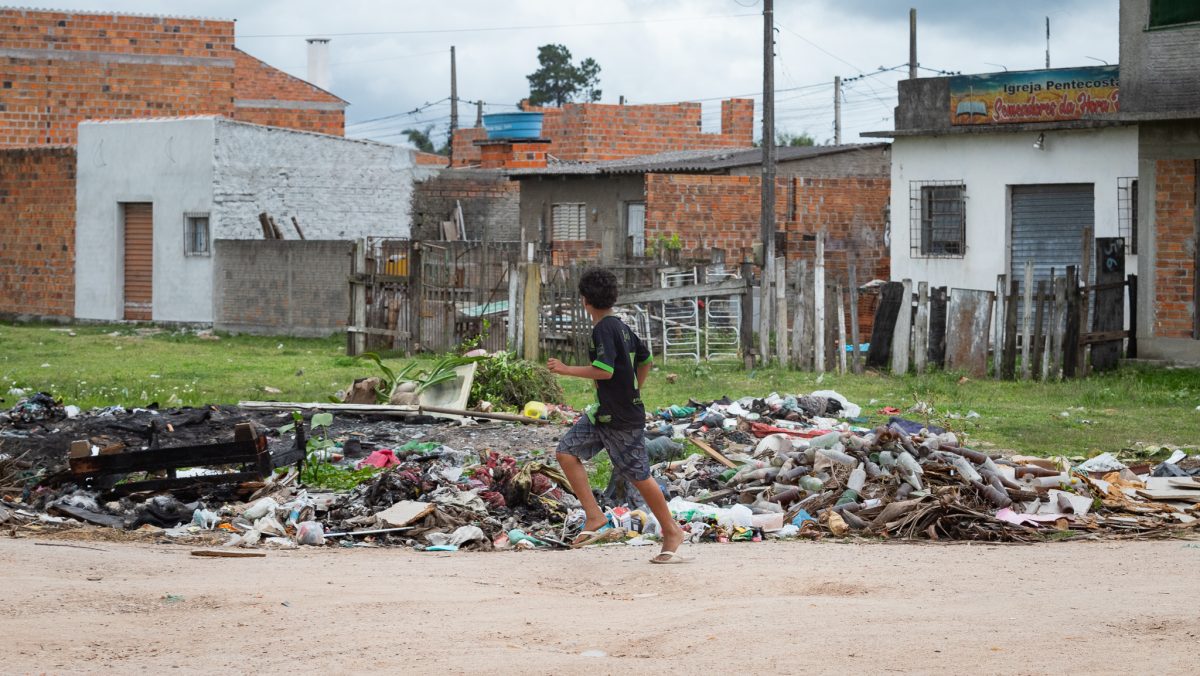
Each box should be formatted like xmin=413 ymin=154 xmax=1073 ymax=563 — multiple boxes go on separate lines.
xmin=123 ymin=202 xmax=153 ymax=320
xmin=1010 ymin=184 xmax=1094 ymax=289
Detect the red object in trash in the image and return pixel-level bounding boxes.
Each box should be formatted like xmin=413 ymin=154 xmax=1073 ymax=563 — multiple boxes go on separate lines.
xmin=878 ymin=406 xmax=901 ymax=415
xmin=356 ymin=449 xmax=400 ymax=469
xmin=748 ymin=422 xmax=829 ymax=439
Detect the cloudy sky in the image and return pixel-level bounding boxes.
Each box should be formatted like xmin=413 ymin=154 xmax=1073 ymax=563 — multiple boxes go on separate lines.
xmin=20 ymin=0 xmax=1120 ymax=147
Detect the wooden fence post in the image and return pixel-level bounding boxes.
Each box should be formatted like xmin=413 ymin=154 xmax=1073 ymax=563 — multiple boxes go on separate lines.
xmin=1063 ymin=266 xmax=1079 ymax=379
xmin=836 ymin=283 xmax=848 ymax=374
xmin=1021 ymin=260 xmax=1034 ymax=380
xmin=814 ymin=232 xmax=826 ymax=373
xmin=993 ymin=274 xmax=1006 ymax=379
xmin=1001 ymin=279 xmax=1019 ymax=380
xmin=848 ymin=263 xmax=861 ymax=374
xmin=1032 ymin=280 xmax=1047 ymax=380
xmin=891 ymin=278 xmax=912 ymax=375
xmin=523 ymin=262 xmax=541 ymax=362
xmin=791 ymin=260 xmax=805 ymax=370
xmin=507 ymin=262 xmax=520 ymax=354
xmin=349 ymin=238 xmax=367 ymax=356
xmin=913 ymin=281 xmax=929 ymax=375
xmin=740 ymin=257 xmax=755 ymax=369
xmin=775 ymin=257 xmax=789 ymax=367
xmin=1127 ymin=273 xmax=1138 ymax=359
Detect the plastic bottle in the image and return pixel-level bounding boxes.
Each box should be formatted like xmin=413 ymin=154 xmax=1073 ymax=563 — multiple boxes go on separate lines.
xmin=798 ymin=475 xmax=825 ymax=492
xmin=847 ymin=465 xmax=867 ymax=492
xmin=808 ymin=431 xmax=841 ymax=449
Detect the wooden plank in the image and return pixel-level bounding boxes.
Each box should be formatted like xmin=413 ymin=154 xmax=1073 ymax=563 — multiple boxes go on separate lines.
xmin=791 ymin=261 xmax=805 ymax=370
xmin=913 ymin=281 xmax=929 ymax=375
xmin=993 ymin=274 xmax=1006 ymax=380
xmin=798 ymin=262 xmax=814 ymax=370
xmin=1063 ymin=266 xmax=1080 ymax=379
xmin=891 ymin=279 xmax=912 ymax=375
xmin=866 ymin=281 xmax=903 ymax=369
xmin=1001 ymin=279 xmax=1019 ymax=380
xmin=1032 ymin=280 xmax=1048 ymax=380
xmin=1127 ymin=274 xmax=1138 ymax=358
xmin=1048 ymin=276 xmax=1066 ymax=380
xmin=1079 ymin=330 xmax=1131 ymax=344
xmin=1021 ymin=261 xmax=1034 ymax=380
xmin=928 ymin=286 xmax=948 ymax=369
xmin=1091 ymin=237 xmax=1125 ymax=371
xmin=348 ymin=239 xmax=367 ymax=356
xmin=775 ymin=257 xmax=789 ymax=367
xmin=848 ymin=264 xmax=861 ymax=374
xmin=1134 ymin=489 xmax=1200 ymax=502
xmin=740 ymin=258 xmax=755 ymax=367
xmin=945 ymin=288 xmax=994 ymax=378
xmin=617 ymin=277 xmax=747 ymax=305
xmin=836 ymin=283 xmax=848 ymax=374
xmin=192 ymin=550 xmax=267 ymax=558
xmin=759 ymin=256 xmax=773 ymax=367
xmin=689 ymin=436 xmax=737 ymax=469
xmin=813 ymin=232 xmax=826 ymax=373
xmin=1078 ymin=227 xmax=1094 ymax=376
xmin=523 ymin=262 xmax=541 ymax=361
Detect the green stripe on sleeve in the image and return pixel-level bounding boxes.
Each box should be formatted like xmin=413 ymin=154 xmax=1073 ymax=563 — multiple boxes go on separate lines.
xmin=591 ymin=360 xmax=615 ymax=374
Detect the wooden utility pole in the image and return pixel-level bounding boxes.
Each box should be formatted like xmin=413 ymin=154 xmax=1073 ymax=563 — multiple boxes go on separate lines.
xmin=833 ymin=76 xmax=842 ymax=145
xmin=449 ymin=46 xmax=458 ymax=162
xmin=909 ymin=8 xmax=918 ymax=79
xmin=475 ymin=100 xmax=483 ymax=127
xmin=759 ymin=0 xmax=777 ymax=363
xmin=1045 ymin=17 xmax=1051 ymax=69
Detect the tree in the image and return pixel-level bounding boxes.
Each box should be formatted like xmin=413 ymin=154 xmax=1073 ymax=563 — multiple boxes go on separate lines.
xmin=776 ymin=130 xmax=816 ymax=147
xmin=401 ymin=125 xmax=449 ymax=155
xmin=526 ymin=44 xmax=602 ymax=107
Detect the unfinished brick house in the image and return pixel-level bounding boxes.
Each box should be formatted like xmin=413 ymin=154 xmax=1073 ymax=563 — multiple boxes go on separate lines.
xmin=413 ymin=98 xmax=760 ymax=257
xmin=0 ymin=7 xmax=346 ymax=319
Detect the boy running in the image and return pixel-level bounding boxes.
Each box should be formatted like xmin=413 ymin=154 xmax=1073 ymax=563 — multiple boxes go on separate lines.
xmin=548 ymin=268 xmax=688 ymax=563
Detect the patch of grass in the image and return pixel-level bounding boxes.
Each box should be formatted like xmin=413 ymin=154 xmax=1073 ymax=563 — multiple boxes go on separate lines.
xmin=2 ymin=322 xmax=1198 ymax=459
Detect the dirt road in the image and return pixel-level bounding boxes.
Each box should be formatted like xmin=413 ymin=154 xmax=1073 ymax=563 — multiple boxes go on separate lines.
xmin=2 ymin=537 xmax=1197 ymax=674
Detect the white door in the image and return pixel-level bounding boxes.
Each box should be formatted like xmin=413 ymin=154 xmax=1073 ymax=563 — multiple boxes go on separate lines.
xmin=627 ymin=202 xmax=646 ymax=257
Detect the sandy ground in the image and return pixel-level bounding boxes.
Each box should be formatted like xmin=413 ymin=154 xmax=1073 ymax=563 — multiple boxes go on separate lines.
xmin=2 ymin=537 xmax=1198 ymax=675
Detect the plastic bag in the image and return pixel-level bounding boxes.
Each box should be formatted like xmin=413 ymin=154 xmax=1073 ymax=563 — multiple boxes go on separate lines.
xmin=191 ymin=508 xmax=218 ymax=530
xmin=295 ymin=520 xmax=326 ymax=546
xmin=242 ymin=497 xmax=278 ymax=521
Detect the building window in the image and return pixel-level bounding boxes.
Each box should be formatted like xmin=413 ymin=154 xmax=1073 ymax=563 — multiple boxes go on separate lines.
xmin=1118 ymin=177 xmax=1138 ymax=255
xmin=1149 ymin=0 xmax=1200 ymax=28
xmin=910 ymin=181 xmax=966 ymax=258
xmin=551 ymin=203 xmax=586 ymax=241
xmin=184 ymin=213 xmax=210 ymax=256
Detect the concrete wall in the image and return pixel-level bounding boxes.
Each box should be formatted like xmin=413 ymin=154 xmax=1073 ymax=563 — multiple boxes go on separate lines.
xmin=75 ymin=118 xmax=216 ymax=322
xmin=518 ymin=174 xmax=646 ymax=262
xmin=211 ymin=119 xmax=422 ymax=241
xmin=213 ymin=239 xmax=352 ymax=337
xmin=889 ymin=125 xmax=1139 ymax=291
xmin=1120 ymin=0 xmax=1200 ymax=115
xmin=411 ymin=169 xmax=520 ymax=241
xmin=1136 ymin=121 xmax=1200 ymax=362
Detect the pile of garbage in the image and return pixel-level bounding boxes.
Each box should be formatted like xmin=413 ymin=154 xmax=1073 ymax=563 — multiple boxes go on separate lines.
xmin=2 ymin=387 xmax=1198 ymax=550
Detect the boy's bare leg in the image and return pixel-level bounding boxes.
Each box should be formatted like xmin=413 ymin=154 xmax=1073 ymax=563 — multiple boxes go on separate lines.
xmin=631 ymin=477 xmax=685 ymax=555
xmin=556 ymin=453 xmax=609 ymax=538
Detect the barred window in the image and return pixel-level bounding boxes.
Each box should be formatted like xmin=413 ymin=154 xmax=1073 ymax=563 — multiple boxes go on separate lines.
xmin=551 ymin=203 xmax=586 ymax=241
xmin=184 ymin=212 xmax=210 ymax=256
xmin=1118 ymin=177 xmax=1138 ymax=255
xmin=910 ymin=181 xmax=966 ymax=258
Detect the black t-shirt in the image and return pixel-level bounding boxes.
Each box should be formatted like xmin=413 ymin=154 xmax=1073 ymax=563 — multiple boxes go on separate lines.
xmin=589 ymin=315 xmax=652 ymax=429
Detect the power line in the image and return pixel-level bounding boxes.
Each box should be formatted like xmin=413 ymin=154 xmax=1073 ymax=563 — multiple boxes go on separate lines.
xmin=346 ymin=97 xmax=450 ymax=127
xmin=239 ymin=12 xmax=757 ymax=38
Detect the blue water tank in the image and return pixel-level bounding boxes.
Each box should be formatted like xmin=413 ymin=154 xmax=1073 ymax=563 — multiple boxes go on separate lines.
xmin=483 ymin=112 xmax=545 ymax=140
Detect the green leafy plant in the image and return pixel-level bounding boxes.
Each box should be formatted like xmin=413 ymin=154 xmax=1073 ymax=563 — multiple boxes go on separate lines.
xmin=469 ymin=351 xmax=564 ymax=409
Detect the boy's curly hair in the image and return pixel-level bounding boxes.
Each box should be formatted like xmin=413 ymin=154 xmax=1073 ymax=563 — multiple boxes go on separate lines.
xmin=578 ymin=267 xmax=619 ymax=309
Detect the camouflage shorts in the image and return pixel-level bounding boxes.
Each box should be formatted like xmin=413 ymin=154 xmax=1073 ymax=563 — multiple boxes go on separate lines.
xmin=556 ymin=415 xmax=650 ymax=482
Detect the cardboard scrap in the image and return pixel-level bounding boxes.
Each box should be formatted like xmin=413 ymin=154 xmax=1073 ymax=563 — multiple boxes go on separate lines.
xmin=375 ymin=500 xmax=434 ymax=528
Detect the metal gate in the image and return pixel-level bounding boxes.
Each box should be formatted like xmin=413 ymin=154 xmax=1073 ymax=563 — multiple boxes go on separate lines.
xmin=122 ymin=202 xmax=153 ymax=320
xmin=1010 ymin=184 xmax=1094 ymax=321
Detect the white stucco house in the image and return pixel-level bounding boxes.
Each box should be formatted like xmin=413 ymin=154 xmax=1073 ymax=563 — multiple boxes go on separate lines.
xmin=74 ymin=116 xmax=429 ymax=324
xmin=866 ymin=66 xmax=1138 ymax=294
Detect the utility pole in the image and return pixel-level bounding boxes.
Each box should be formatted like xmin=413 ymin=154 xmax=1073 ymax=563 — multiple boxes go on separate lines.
xmin=475 ymin=100 xmax=483 ymax=127
xmin=759 ymin=0 xmax=776 ymax=364
xmin=1045 ymin=17 xmax=1051 ymax=69
xmin=449 ymin=46 xmax=458 ymax=162
xmin=833 ymin=76 xmax=842 ymax=145
xmin=908 ymin=8 xmax=918 ymax=79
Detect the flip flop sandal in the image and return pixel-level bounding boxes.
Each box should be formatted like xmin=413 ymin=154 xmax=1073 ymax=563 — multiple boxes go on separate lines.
xmin=649 ymin=550 xmax=693 ymax=564
xmin=572 ymin=524 xmax=620 ymax=548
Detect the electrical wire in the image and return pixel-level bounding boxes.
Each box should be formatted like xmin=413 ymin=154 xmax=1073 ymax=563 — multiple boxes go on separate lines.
xmin=239 ymin=12 xmax=758 ymax=38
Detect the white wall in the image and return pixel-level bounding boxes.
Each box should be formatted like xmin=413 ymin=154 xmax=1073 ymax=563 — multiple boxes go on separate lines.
xmin=211 ymin=120 xmax=422 ymax=241
xmin=889 ymin=126 xmax=1139 ymax=291
xmin=75 ymin=118 xmax=217 ymax=322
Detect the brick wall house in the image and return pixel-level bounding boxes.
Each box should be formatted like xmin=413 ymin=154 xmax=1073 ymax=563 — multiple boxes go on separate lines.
xmin=450 ymin=98 xmax=754 ymax=167
xmin=0 ymin=7 xmax=348 ymax=319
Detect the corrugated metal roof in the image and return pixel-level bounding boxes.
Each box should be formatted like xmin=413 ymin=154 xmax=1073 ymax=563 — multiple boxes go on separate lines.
xmin=508 ymin=143 xmax=889 ymax=177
